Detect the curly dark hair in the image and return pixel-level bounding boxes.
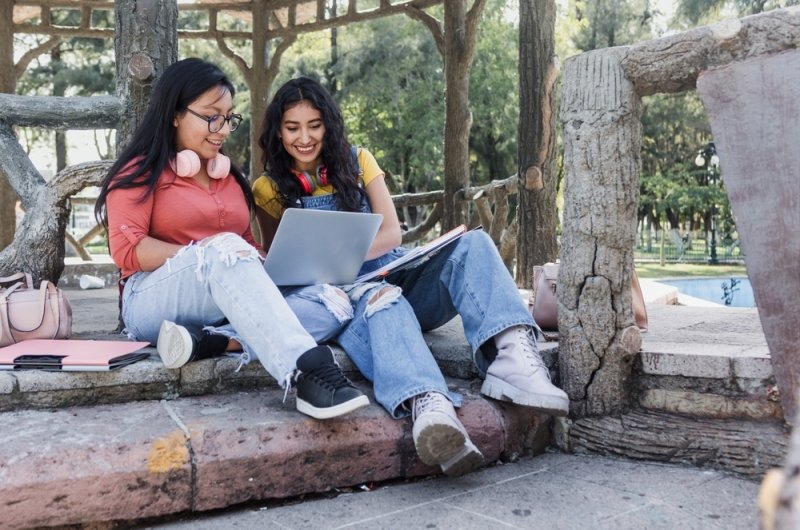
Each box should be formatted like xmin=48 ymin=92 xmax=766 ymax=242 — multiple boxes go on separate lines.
xmin=258 ymin=77 xmax=365 ymax=212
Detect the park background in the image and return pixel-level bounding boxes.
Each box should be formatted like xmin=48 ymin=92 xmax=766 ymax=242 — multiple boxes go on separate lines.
xmin=11 ymin=0 xmax=792 ymax=280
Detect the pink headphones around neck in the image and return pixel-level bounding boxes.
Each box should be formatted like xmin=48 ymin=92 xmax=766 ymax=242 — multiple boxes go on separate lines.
xmin=171 ymin=150 xmax=231 ymax=179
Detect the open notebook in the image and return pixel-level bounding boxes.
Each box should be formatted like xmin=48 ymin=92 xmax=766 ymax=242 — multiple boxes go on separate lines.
xmin=0 ymin=339 xmax=150 ymax=371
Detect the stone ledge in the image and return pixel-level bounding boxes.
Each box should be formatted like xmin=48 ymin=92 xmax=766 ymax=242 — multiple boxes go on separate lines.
xmin=640 ymin=342 xmax=773 ymax=379
xmin=0 ymin=316 xmax=560 ymax=413
xmin=0 ymin=381 xmax=549 ymax=530
xmin=639 ymin=388 xmax=783 ymax=420
xmin=557 ymin=408 xmax=789 ymax=480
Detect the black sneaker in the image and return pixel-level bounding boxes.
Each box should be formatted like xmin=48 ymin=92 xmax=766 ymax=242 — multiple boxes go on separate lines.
xmin=156 ymin=321 xmax=229 ymax=369
xmin=295 ymin=346 xmax=369 ymax=419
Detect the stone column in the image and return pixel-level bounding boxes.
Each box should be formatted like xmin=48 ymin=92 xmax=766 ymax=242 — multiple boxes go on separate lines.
xmin=558 ymin=47 xmax=643 ymax=417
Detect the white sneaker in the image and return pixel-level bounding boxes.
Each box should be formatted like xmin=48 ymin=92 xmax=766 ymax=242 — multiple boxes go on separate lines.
xmin=412 ymin=392 xmax=484 ymax=477
xmin=156 ymin=320 xmax=193 ymax=369
xmin=481 ymin=326 xmax=569 ymax=416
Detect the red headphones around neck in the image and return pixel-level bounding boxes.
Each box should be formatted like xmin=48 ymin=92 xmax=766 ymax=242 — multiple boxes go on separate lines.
xmin=171 ymin=149 xmax=230 ymax=179
xmin=292 ymin=165 xmax=328 ymax=194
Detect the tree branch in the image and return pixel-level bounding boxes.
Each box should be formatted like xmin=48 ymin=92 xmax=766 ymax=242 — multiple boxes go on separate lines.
xmin=0 ymin=94 xmax=123 ymax=129
xmin=0 ymin=122 xmax=45 ymax=209
xmin=215 ymin=34 xmax=251 ymax=82
xmin=405 ymin=6 xmax=444 ymax=56
xmin=402 ymin=202 xmax=443 ymax=243
xmin=266 ymin=35 xmax=298 ymax=86
xmin=466 ymin=0 xmax=488 ymax=41
xmin=48 ymin=160 xmax=114 ymax=203
xmin=14 ymin=36 xmax=62 ymax=80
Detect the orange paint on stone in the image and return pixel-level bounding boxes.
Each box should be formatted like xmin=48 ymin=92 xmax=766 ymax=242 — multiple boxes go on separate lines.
xmin=147 ymin=431 xmax=189 ymax=473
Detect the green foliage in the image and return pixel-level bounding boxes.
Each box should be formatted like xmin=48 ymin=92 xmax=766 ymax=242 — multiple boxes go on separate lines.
xmin=568 ymin=0 xmax=656 ymax=51
xmin=639 ymin=92 xmax=732 ymax=237
xmin=469 ymin=5 xmax=520 ymax=184
xmin=333 ymin=16 xmax=446 ymax=194
xmin=674 ymin=0 xmax=800 ymax=26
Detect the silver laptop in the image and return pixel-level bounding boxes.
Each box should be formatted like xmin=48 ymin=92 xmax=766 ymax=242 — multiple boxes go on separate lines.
xmin=264 ymin=208 xmax=383 ymax=286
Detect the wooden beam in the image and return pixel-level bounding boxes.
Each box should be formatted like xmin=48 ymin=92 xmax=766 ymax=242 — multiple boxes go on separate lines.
xmin=0 ymin=94 xmax=122 ymax=128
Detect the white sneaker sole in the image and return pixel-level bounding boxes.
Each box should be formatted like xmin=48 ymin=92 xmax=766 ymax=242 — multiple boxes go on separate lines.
xmin=440 ymin=440 xmax=484 ymax=477
xmin=413 ymin=411 xmax=468 ymax=467
xmin=481 ymin=374 xmax=569 ymax=416
xmin=156 ymin=320 xmax=193 ymax=369
xmin=296 ymin=394 xmax=369 ymax=420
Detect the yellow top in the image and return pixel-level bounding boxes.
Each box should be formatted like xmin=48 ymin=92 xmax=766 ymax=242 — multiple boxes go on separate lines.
xmin=252 ymin=147 xmax=384 ymax=219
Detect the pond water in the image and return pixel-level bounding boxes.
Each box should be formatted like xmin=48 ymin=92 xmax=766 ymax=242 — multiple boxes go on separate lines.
xmin=658 ymin=277 xmax=755 ymax=308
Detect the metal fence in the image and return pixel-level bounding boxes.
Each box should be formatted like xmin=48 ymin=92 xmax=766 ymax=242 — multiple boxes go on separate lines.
xmin=635 ymin=236 xmax=744 ymax=264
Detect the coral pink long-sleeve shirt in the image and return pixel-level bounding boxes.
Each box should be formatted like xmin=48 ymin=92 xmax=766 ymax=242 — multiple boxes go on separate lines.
xmin=106 ymin=166 xmax=259 ymax=279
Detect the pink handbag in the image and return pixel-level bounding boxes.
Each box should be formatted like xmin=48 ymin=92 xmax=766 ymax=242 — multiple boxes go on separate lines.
xmin=531 ymin=262 xmax=559 ymax=333
xmin=530 ymin=262 xmax=647 ymax=341
xmin=0 ymin=272 xmax=73 ymax=347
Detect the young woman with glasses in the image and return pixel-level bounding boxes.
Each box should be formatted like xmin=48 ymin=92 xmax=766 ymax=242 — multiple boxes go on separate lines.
xmin=95 ymin=59 xmax=368 ymax=420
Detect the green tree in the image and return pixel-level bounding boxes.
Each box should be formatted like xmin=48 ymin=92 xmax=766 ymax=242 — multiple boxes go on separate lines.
xmin=674 ymin=0 xmax=799 ymax=26
xmin=569 ymin=0 xmax=656 ymax=51
xmin=334 ymin=16 xmax=446 ymax=198
xmin=469 ymin=3 xmax=519 ymax=184
xmin=639 ymin=92 xmax=732 ymax=251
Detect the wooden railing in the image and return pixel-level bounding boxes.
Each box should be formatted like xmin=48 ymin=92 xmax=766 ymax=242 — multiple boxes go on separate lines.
xmin=63 ymin=174 xmax=520 ymax=266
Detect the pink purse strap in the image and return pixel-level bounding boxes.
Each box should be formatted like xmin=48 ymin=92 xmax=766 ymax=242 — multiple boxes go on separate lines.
xmin=0 ymin=272 xmax=34 ymax=289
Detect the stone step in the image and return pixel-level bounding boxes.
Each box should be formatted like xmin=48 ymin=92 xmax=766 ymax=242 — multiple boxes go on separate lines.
xmin=1 ymin=286 xmax=560 ymax=412
xmin=0 ymin=381 xmax=550 ymax=530
xmin=635 ymin=304 xmax=779 ymax=421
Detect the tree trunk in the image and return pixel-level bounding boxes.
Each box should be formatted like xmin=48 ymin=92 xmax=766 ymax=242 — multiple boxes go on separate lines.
xmin=559 ymin=48 xmax=643 ymax=418
xmin=0 ymin=116 xmax=112 ymax=283
xmin=441 ymin=1 xmax=475 ymax=230
xmin=0 ymin=0 xmax=16 ymax=251
xmin=114 ymin=0 xmax=178 ymax=152
xmin=516 ymin=0 xmax=558 ymax=287
xmin=52 ymin=46 xmax=68 ymax=174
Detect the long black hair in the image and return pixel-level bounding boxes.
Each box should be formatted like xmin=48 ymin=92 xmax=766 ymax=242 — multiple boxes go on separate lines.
xmin=258 ymin=77 xmax=365 ymax=212
xmin=95 ymin=58 xmax=254 ymax=226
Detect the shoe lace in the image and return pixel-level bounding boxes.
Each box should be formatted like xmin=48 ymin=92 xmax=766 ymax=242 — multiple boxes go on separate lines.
xmin=517 ymin=327 xmax=550 ymax=379
xmin=412 ymin=392 xmax=449 ymax=422
xmin=304 ymin=361 xmax=352 ymax=390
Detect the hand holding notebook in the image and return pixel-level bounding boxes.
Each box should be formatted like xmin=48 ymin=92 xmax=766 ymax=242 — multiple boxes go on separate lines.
xmin=355 ymin=225 xmax=480 ymax=283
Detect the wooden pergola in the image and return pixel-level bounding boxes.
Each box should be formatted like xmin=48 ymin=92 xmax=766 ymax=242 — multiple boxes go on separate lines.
xmin=3 ymin=0 xmax=552 ymax=280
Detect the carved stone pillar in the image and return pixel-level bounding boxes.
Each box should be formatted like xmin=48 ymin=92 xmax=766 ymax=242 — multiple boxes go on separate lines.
xmin=559 ymin=48 xmax=643 ymax=417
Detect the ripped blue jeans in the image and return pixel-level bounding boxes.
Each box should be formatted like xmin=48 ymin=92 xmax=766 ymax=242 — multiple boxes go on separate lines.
xmin=287 ymin=194 xmax=535 ymax=418
xmin=120 ymin=232 xmax=318 ymax=385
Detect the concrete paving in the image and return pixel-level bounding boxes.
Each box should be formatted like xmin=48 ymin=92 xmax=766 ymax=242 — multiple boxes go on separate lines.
xmin=146 ymin=451 xmax=760 ymax=530
xmin=0 ymin=268 xmax=780 ymax=528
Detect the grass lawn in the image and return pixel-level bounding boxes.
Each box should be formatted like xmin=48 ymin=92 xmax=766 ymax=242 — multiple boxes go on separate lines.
xmin=635 ymin=262 xmax=748 ymax=279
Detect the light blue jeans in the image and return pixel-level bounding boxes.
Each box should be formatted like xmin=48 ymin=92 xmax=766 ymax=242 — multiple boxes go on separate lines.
xmin=286 ymin=194 xmax=536 ymax=418
xmin=121 ymin=232 xmax=318 ymax=385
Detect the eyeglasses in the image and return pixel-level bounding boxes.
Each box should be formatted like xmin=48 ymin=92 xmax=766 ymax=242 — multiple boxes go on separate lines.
xmin=185 ymin=107 xmax=243 ymax=133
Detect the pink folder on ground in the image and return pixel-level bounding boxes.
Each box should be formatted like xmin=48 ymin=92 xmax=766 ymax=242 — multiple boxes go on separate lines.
xmin=0 ymin=339 xmax=151 ymax=371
